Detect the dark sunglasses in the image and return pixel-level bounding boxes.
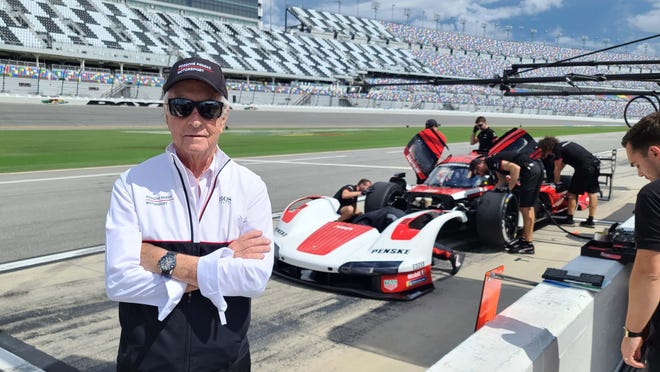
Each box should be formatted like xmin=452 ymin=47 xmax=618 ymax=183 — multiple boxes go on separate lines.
xmin=167 ymin=98 xmax=225 ymax=119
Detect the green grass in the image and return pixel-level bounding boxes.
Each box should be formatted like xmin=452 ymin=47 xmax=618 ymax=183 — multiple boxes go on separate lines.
xmin=0 ymin=126 xmax=627 ymax=173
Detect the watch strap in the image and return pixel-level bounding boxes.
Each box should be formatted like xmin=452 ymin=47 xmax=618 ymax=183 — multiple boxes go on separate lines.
xmin=623 ymin=326 xmax=643 ymax=338
xmin=158 ymin=251 xmax=177 ymax=276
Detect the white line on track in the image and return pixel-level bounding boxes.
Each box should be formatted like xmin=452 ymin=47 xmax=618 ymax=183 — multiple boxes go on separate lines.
xmin=266 ymin=155 xmax=348 ymax=161
xmin=239 ymin=158 xmax=408 ymax=169
xmin=0 ymin=173 xmax=121 ymax=184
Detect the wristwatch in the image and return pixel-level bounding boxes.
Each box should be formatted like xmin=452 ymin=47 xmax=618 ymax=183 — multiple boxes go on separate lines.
xmin=623 ymin=326 xmax=643 ymax=338
xmin=157 ymin=251 xmax=177 ymax=277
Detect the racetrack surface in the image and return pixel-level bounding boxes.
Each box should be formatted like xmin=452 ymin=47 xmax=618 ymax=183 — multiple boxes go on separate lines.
xmin=0 ymin=102 xmax=623 ymax=129
xmin=0 ymin=105 xmax=638 ymax=371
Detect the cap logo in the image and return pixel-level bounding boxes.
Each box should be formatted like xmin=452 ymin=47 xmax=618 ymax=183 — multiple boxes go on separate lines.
xmin=176 ymin=62 xmax=213 ymax=75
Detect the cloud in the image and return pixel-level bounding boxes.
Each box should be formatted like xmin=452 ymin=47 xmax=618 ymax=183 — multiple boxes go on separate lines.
xmin=627 ymin=3 xmax=660 ymax=33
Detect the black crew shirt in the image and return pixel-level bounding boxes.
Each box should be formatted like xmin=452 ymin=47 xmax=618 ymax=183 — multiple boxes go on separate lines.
xmin=477 ymin=128 xmax=497 ymax=153
xmin=635 ymin=179 xmax=660 ymax=252
xmin=334 ymin=184 xmax=357 ymax=208
xmin=485 ymin=151 xmax=532 ymax=175
xmin=553 ymin=141 xmax=596 ymax=167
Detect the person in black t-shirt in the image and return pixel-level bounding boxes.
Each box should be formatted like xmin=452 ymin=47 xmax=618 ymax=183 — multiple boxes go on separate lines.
xmin=470 ymin=116 xmax=497 ymax=154
xmin=620 ymin=112 xmax=660 ymax=370
xmin=469 ymin=151 xmax=543 ymax=253
xmin=333 ymin=178 xmax=372 ymax=222
xmin=538 ymin=136 xmax=601 ymax=227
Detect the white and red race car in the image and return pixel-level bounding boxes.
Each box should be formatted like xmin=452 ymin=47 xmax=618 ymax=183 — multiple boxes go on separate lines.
xmin=273 ymin=128 xmax=588 ymax=299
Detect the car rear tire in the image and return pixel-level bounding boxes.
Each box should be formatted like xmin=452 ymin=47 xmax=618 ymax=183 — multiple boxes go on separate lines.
xmin=476 ymin=191 xmax=519 ymax=248
xmin=364 ymin=182 xmax=404 ymax=212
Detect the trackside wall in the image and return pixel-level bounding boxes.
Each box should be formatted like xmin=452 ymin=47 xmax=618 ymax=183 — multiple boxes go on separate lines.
xmin=428 ymin=256 xmax=629 ymax=372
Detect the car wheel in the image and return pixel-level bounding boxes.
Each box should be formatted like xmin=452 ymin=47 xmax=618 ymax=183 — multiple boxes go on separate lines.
xmin=476 ymin=191 xmax=519 ymax=248
xmin=364 ymin=182 xmax=404 ymax=212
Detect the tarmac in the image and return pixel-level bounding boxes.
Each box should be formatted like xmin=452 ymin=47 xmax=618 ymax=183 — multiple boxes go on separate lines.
xmin=0 ymin=148 xmax=644 ymax=372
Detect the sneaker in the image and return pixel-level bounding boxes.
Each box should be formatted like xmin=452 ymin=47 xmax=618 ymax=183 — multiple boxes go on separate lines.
xmin=508 ymin=240 xmax=535 ymax=254
xmin=504 ymin=237 xmax=521 ymax=251
xmin=559 ymin=217 xmax=575 ymax=225
xmin=580 ymin=219 xmax=595 ymax=228
xmin=449 ymin=252 xmax=465 ymax=275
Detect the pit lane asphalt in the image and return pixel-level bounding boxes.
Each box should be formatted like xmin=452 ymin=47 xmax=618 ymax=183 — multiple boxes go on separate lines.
xmin=0 ymin=105 xmax=636 ymax=371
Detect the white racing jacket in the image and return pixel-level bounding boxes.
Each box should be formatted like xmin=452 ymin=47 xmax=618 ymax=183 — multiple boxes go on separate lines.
xmin=105 ymin=145 xmax=273 ymax=370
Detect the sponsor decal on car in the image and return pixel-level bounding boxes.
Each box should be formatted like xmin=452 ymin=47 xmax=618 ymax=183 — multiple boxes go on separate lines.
xmin=370 ymin=248 xmax=410 ymax=254
xmin=407 ymin=269 xmax=425 ymax=280
xmin=383 ymin=279 xmax=398 ymax=291
xmin=407 ymin=276 xmax=428 ymax=287
xmin=274 ymin=227 xmax=287 ymax=236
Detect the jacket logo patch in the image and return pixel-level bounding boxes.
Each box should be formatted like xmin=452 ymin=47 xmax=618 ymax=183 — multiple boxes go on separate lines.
xmin=146 ymin=194 xmax=173 ymax=206
xmin=219 ymin=195 xmax=232 ymax=204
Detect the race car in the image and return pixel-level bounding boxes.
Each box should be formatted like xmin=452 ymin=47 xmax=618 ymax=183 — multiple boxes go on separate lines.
xmin=366 ymin=127 xmax=590 ymax=248
xmin=273 ymin=127 xmax=588 ymax=300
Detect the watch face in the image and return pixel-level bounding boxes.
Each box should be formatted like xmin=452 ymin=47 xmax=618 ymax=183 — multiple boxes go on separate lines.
xmin=158 ymin=252 xmax=176 ymax=274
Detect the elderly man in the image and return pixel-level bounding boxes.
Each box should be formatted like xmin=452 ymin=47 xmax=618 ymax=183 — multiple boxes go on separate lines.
xmin=105 ymin=57 xmax=273 ymax=371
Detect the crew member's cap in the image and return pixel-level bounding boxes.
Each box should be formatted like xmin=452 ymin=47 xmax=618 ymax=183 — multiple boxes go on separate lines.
xmin=163 ymin=57 xmax=228 ymax=98
xmin=425 ymin=119 xmax=439 ymax=129
xmin=468 ymin=157 xmax=483 ymax=178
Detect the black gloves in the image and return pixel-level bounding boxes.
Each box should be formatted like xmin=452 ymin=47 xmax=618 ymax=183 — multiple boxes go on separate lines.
xmin=473 ymin=125 xmax=479 ymax=134
xmin=555 ymin=182 xmax=567 ymax=193
xmin=361 ymin=186 xmax=374 ymax=195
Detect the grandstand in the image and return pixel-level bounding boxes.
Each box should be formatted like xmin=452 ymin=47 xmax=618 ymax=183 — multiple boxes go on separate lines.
xmin=0 ymin=0 xmax=656 ymax=119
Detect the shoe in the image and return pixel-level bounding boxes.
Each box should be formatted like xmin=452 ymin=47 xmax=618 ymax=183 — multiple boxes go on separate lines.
xmin=580 ymin=219 xmax=595 ymax=228
xmin=450 ymin=252 xmax=464 ymax=275
xmin=504 ymin=237 xmax=521 ymax=251
xmin=559 ymin=217 xmax=575 ymax=225
xmin=508 ymin=240 xmax=535 ymax=254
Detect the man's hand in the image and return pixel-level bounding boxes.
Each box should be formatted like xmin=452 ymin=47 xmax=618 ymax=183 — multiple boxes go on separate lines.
xmin=621 ymin=336 xmax=646 ymax=368
xmin=473 ymin=125 xmax=479 ymax=134
xmin=229 ymin=230 xmax=271 ymax=259
xmin=361 ymin=186 xmax=374 ymax=195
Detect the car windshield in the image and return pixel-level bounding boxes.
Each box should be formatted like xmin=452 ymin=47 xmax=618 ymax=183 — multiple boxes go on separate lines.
xmin=425 ymin=164 xmax=486 ymax=188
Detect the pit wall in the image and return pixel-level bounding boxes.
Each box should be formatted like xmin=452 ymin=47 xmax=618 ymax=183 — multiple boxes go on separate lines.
xmin=429 ymin=256 xmax=629 ymax=372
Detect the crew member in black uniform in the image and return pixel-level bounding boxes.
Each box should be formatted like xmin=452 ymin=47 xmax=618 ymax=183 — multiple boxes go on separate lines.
xmin=538 ymin=136 xmax=600 ymax=227
xmin=620 ymin=112 xmax=660 ymax=370
xmin=334 ymin=178 xmax=372 ymax=222
xmin=470 ymin=116 xmax=497 ymax=154
xmin=469 ymin=151 xmax=543 ymax=253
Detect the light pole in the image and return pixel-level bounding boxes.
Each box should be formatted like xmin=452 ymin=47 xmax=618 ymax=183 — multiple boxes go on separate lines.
xmin=371 ymin=0 xmax=379 ymax=19
xmin=481 ymin=22 xmax=486 ymax=37
xmin=336 ymin=0 xmax=341 ymax=12
xmin=581 ymin=35 xmax=587 ymax=50
xmin=404 ymin=8 xmax=411 ymax=25
xmin=422 ymin=10 xmax=426 ymax=28
xmin=459 ymin=18 xmax=466 ymax=33
xmin=530 ymin=28 xmax=536 ymax=42
xmin=433 ymin=13 xmax=440 ymax=32
xmin=505 ymin=25 xmax=512 ymax=41
xmin=555 ymin=31 xmax=561 ymax=48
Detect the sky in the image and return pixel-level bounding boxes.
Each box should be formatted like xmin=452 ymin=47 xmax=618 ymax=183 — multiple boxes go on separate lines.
xmin=261 ymin=0 xmax=660 ymax=57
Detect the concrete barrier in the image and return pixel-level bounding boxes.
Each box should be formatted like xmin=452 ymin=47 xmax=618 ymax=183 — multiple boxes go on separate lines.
xmin=429 ymin=256 xmax=629 ymax=371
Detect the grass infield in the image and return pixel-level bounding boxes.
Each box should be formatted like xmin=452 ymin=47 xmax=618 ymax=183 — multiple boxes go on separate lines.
xmin=0 ymin=126 xmax=626 ymax=173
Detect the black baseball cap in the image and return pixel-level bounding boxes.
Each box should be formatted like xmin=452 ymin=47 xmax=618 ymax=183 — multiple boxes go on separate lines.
xmin=425 ymin=119 xmax=439 ymax=129
xmin=163 ymin=57 xmax=228 ymax=98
